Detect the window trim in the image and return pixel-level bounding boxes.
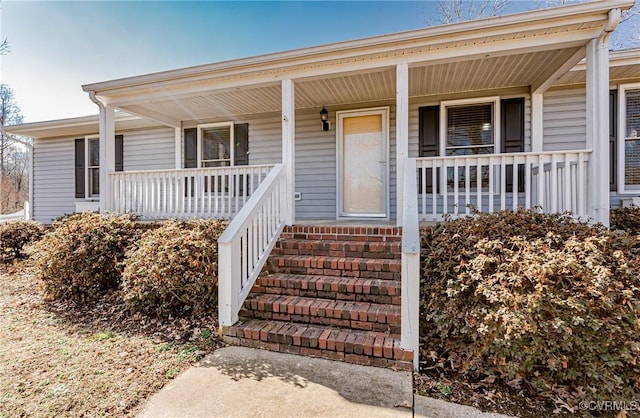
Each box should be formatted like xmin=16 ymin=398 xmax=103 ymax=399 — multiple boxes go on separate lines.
xmin=439 ymin=96 xmax=501 ymax=157
xmin=85 ymin=135 xmax=100 ymax=199
xmin=617 ymin=82 xmax=640 ymax=194
xmin=197 ymin=122 xmax=235 ymax=168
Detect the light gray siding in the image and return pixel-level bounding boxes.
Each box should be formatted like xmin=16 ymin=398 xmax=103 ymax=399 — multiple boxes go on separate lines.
xmin=543 ymin=87 xmax=587 ymax=151
xmin=33 ymin=137 xmax=76 ymax=223
xmin=124 ymin=128 xmax=175 ymax=171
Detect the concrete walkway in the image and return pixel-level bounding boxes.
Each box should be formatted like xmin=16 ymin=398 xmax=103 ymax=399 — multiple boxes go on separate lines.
xmin=137 ymin=347 xmax=512 ymax=418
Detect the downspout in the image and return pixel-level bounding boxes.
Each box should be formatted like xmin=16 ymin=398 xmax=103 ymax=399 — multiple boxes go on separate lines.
xmin=88 ymin=91 xmax=108 ymax=213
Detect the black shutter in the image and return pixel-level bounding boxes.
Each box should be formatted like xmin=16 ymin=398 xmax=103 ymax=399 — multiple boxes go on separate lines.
xmin=419 ymin=106 xmax=439 ymax=194
xmin=75 ymin=138 xmax=85 ymax=198
xmin=610 ymin=90 xmax=617 ymax=192
xmin=419 ymin=106 xmax=439 ymax=157
xmin=115 ymin=135 xmax=124 ymax=172
xmin=184 ymin=128 xmax=197 ymax=168
xmin=501 ymin=98 xmax=525 ymax=192
xmin=234 ymin=123 xmax=249 ymax=166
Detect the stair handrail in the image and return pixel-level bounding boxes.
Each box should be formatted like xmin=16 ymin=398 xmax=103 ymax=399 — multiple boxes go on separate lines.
xmin=218 ymin=163 xmax=287 ymax=328
xmin=401 ymin=158 xmax=420 ymax=371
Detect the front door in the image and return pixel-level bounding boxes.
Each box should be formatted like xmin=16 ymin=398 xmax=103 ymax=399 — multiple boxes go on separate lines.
xmin=337 ymin=108 xmax=388 ymax=218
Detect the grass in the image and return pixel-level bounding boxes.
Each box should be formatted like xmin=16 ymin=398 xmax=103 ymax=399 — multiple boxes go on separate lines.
xmin=0 ymin=257 xmax=223 ymax=417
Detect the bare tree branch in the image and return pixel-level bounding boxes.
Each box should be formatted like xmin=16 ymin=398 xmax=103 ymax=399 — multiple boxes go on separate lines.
xmin=426 ymin=0 xmax=509 ymax=25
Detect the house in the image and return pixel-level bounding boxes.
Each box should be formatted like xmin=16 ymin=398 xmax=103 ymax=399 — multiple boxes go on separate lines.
xmin=6 ymin=1 xmax=639 ymax=370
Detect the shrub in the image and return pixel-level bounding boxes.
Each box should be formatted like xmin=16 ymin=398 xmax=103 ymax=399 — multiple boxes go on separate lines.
xmin=421 ymin=210 xmax=640 ymax=406
xmin=122 ymin=219 xmax=227 ymax=318
xmin=0 ymin=220 xmax=45 ymax=261
xmin=34 ymin=212 xmax=140 ymax=301
xmin=611 ymin=205 xmax=640 ymax=235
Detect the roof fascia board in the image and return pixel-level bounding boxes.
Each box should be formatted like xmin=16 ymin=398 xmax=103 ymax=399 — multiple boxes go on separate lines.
xmin=83 ymin=0 xmax=631 ymax=95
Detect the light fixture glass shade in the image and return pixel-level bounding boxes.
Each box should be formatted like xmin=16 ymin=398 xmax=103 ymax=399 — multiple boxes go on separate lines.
xmin=320 ymin=106 xmax=329 ymax=122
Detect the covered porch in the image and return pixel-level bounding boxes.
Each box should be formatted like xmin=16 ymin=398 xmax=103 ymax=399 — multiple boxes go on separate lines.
xmin=80 ymin=1 xmax=631 ymax=369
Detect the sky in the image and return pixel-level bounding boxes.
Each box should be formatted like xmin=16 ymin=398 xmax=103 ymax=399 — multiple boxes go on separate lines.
xmin=0 ymin=1 xmax=637 ymax=123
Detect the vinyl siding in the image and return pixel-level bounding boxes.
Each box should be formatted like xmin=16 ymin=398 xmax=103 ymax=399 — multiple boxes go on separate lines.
xmin=33 ymin=137 xmax=76 ymax=223
xmin=543 ymin=88 xmax=587 ymax=151
xmin=124 ymin=128 xmax=175 ymax=171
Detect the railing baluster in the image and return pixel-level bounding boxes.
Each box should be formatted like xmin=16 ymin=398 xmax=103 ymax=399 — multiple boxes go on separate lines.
xmin=500 ymin=157 xmax=506 ymax=211
xmin=537 ymin=155 xmax=544 ymax=211
xmin=512 ymin=157 xmax=519 ymax=211
xmin=488 ymin=157 xmax=494 ymax=213
xmin=550 ymin=154 xmax=558 ymax=213
xmin=476 ymin=158 xmax=482 ymax=213
xmin=453 ymin=158 xmax=459 ymax=216
xmin=464 ymin=158 xmax=470 ymax=216
xmin=525 ymin=155 xmax=531 ymax=210
xmin=431 ymin=161 xmax=437 ymax=221
xmin=564 ymin=153 xmax=571 ymax=213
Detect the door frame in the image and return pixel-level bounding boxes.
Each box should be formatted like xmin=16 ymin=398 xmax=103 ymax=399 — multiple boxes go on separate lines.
xmin=336 ymin=106 xmax=390 ymax=219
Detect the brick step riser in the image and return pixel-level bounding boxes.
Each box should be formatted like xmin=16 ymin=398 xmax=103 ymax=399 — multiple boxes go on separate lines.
xmin=265 ymin=265 xmax=401 ymax=281
xmin=273 ymin=241 xmax=401 ymax=259
xmin=224 ymin=321 xmax=412 ymax=370
xmin=254 ymin=275 xmax=401 ymax=305
xmin=280 ymin=233 xmax=401 ymax=243
xmin=240 ymin=309 xmax=401 ymax=334
xmin=225 ymin=336 xmax=411 ymax=370
xmin=252 ymin=285 xmax=400 ymax=305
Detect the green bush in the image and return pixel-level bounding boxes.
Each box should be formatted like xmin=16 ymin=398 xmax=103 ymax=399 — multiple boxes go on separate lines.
xmin=34 ymin=212 xmax=140 ymax=301
xmin=611 ymin=205 xmax=640 ymax=235
xmin=421 ymin=210 xmax=640 ymax=406
xmin=0 ymin=220 xmax=45 ymax=261
xmin=122 ymin=219 xmax=227 ymax=318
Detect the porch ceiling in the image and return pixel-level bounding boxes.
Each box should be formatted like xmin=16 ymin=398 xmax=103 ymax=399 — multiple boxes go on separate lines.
xmin=116 ymin=47 xmax=582 ymax=123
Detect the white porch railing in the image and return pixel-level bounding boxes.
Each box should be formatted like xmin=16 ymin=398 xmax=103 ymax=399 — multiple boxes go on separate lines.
xmin=415 ymin=150 xmax=592 ymax=221
xmin=109 ymin=165 xmax=273 ymax=219
xmin=218 ymin=163 xmax=287 ymax=327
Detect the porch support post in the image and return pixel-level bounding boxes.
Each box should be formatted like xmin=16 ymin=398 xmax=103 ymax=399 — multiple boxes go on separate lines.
xmin=586 ymin=36 xmax=611 ymax=227
xmin=99 ymin=104 xmax=116 ymax=214
xmin=174 ymin=127 xmax=182 ymax=169
xmin=282 ymin=79 xmax=295 ymax=225
xmin=396 ymin=62 xmax=409 ymax=226
xmin=531 ymin=93 xmax=544 ymax=152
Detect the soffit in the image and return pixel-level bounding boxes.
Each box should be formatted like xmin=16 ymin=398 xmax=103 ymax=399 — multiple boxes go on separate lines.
xmin=117 ymin=48 xmax=579 ymax=122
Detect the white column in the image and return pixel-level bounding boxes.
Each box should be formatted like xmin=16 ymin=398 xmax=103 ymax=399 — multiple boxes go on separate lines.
xmin=99 ymin=104 xmax=116 ymax=213
xmin=282 ymin=79 xmax=295 ymax=225
xmin=531 ymin=92 xmax=544 ymax=152
xmin=585 ymin=36 xmax=610 ymax=227
xmin=396 ymin=62 xmax=409 ymax=226
xmin=174 ymin=127 xmax=182 ymax=169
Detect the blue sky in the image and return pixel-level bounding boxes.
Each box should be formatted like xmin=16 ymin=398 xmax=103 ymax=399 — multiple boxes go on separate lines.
xmin=0 ymin=1 xmax=635 ymax=122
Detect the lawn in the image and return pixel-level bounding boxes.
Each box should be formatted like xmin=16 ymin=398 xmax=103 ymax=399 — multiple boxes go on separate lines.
xmin=0 ymin=258 xmax=223 ymax=417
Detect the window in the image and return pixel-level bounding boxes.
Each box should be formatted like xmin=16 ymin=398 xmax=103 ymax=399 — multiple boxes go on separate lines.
xmin=445 ymin=103 xmax=495 ymax=156
xmin=87 ymin=137 xmax=100 ymax=197
xmin=419 ymin=96 xmax=524 ymax=192
xmin=74 ymin=135 xmax=123 ymax=199
xmin=619 ymin=84 xmax=640 ymax=192
xmin=199 ymin=123 xmax=233 ymax=167
xmin=183 ymin=123 xmax=249 ymax=169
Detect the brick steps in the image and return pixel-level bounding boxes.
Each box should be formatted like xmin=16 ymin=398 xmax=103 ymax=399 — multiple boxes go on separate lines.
xmin=223 ymin=224 xmax=411 ymax=370
xmin=241 ymin=294 xmax=401 ymax=333
xmin=225 ymin=319 xmax=412 ymax=370
xmin=266 ymin=255 xmax=401 ymax=280
xmin=252 ymin=274 xmax=401 ymax=305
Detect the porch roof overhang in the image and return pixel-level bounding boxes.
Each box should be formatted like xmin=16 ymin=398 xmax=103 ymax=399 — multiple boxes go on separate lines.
xmin=3 ymin=112 xmax=162 ymax=139
xmin=80 ymin=0 xmax=631 ymax=125
xmin=555 ymin=48 xmax=640 ymax=87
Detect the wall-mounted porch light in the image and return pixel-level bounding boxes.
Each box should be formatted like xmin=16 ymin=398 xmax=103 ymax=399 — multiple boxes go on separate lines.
xmin=320 ymin=106 xmax=330 ymax=132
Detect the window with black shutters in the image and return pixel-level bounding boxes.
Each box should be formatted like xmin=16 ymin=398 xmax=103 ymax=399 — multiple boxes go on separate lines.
xmin=74 ymin=135 xmax=123 ymax=198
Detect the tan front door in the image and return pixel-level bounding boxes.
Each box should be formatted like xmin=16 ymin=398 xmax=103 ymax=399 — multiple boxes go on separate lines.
xmin=338 ymin=109 xmax=388 ymax=218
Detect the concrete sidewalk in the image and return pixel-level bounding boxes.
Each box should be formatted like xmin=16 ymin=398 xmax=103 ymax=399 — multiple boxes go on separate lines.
xmin=137 ymin=346 xmax=511 ymax=418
